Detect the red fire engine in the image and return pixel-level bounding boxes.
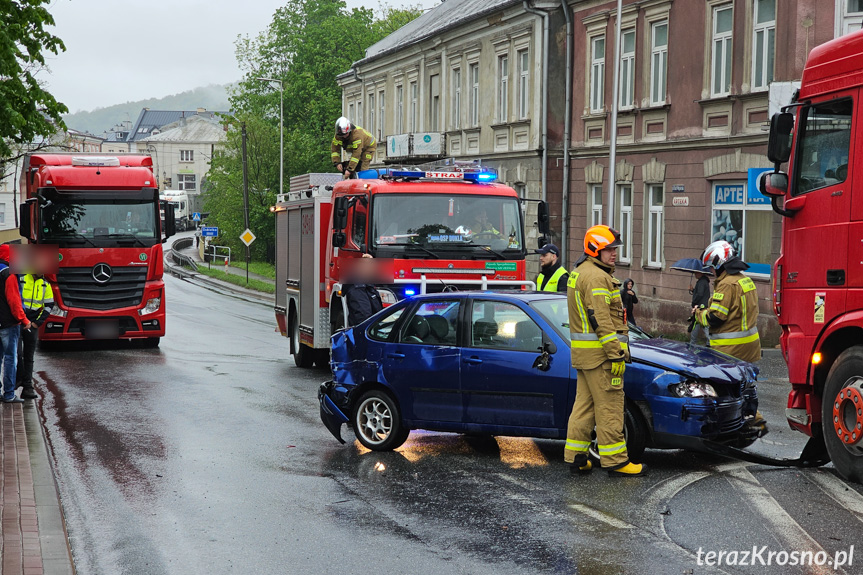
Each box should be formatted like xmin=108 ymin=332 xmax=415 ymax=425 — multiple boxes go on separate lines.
xmin=760 ymin=30 xmax=863 ymax=481
xmin=18 ymin=154 xmax=175 ymax=346
xmin=273 ymin=167 xmax=547 ymax=367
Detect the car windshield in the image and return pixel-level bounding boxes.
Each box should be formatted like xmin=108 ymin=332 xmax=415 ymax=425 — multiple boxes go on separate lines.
xmin=530 ymin=297 xmax=651 ymax=341
xmin=371 ymin=193 xmax=523 ymax=254
xmin=42 ymin=200 xmax=159 ymax=247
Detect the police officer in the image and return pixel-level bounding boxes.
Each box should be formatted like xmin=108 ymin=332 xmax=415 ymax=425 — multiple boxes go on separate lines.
xmin=534 ymin=244 xmax=568 ymax=292
xmin=331 ymin=117 xmax=376 ymax=179
xmin=342 ymin=254 xmax=383 ymax=327
xmin=17 ymin=273 xmax=53 ymax=400
xmin=565 ymin=225 xmax=647 ymax=477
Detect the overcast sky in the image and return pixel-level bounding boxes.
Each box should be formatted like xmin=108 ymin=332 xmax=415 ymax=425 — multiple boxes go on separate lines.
xmin=43 ymin=0 xmax=439 ymax=113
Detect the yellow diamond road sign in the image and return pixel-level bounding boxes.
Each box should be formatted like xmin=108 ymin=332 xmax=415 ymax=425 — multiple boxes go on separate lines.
xmin=240 ymin=229 xmax=256 ymax=246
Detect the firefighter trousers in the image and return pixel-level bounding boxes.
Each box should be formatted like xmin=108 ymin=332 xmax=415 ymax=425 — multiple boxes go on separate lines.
xmin=564 ymin=362 xmax=629 ymax=469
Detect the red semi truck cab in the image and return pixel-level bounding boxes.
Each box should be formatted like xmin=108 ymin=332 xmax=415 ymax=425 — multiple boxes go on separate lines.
xmin=18 ymin=154 xmax=175 ymax=346
xmin=760 ymin=30 xmax=863 ymax=481
xmin=274 ymin=167 xmax=546 ymax=367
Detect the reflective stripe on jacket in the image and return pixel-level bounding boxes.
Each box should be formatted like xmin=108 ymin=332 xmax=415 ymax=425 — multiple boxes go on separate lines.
xmin=696 ymin=270 xmax=761 ymax=363
xmin=537 ymin=266 xmax=568 ymax=292
xmin=21 ymin=274 xmax=53 ymax=310
xmin=331 ymin=126 xmax=376 ymax=171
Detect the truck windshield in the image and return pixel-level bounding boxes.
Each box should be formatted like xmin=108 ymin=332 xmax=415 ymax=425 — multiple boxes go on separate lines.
xmin=371 ymin=194 xmax=523 ymax=255
xmin=42 ymin=200 xmax=158 ymax=246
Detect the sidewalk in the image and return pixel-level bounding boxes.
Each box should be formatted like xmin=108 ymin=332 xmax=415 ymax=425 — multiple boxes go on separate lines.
xmin=1 ymin=403 xmax=74 ymax=575
xmin=182 ymin=242 xmax=274 ymax=285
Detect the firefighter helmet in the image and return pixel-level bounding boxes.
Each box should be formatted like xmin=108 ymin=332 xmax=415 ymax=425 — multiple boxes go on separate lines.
xmin=701 ymin=240 xmax=735 ymax=269
xmin=335 ymin=116 xmax=351 ymax=138
xmin=583 ymin=225 xmax=623 ymax=257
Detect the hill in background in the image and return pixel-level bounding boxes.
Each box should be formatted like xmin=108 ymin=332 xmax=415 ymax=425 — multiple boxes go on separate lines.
xmin=63 ymin=84 xmax=232 ymax=135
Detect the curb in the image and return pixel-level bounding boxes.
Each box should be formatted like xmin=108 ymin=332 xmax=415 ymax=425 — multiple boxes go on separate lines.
xmin=165 ymin=261 xmax=273 ymax=306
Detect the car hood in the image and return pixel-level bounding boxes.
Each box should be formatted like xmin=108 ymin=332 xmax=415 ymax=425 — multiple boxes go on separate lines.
xmin=631 ymin=338 xmax=758 ymax=385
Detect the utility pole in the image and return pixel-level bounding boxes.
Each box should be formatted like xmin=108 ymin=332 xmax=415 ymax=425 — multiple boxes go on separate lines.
xmin=241 ymin=122 xmax=250 ymax=284
xmin=607 ymin=0 xmax=623 ymax=227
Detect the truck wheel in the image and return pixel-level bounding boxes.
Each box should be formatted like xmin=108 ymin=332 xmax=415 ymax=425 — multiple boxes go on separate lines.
xmin=291 ymin=317 xmax=314 ymax=368
xmin=142 ymin=337 xmax=160 ymax=349
xmin=822 ymin=346 xmax=863 ymax=483
xmin=588 ymin=400 xmax=648 ymax=464
xmin=352 ymin=390 xmax=409 ymax=451
xmin=314 ymin=349 xmax=330 ymax=368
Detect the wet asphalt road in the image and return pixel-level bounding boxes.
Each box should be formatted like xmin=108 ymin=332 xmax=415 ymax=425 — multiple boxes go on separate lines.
xmin=31 ymin=274 xmax=863 ymax=575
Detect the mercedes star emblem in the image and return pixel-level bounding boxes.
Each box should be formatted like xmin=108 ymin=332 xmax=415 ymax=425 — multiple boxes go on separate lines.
xmin=92 ymin=263 xmax=113 ymax=284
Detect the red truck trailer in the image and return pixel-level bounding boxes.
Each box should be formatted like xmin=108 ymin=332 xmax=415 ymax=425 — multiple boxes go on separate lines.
xmin=760 ymin=30 xmax=863 ymax=481
xmin=274 ymin=167 xmax=546 ymax=367
xmin=18 ymin=154 xmax=175 ymax=346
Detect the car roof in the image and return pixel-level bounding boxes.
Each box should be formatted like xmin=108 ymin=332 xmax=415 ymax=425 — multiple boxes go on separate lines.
xmin=405 ymin=290 xmax=565 ymax=303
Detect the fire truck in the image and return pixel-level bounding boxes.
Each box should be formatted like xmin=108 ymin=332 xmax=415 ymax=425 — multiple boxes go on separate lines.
xmin=18 ymin=154 xmax=175 ymax=347
xmin=760 ymin=30 xmax=863 ymax=482
xmin=273 ymin=167 xmax=547 ymax=367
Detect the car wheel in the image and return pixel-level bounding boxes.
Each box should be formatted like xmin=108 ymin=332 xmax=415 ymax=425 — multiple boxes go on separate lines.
xmin=822 ymin=346 xmax=863 ymax=483
xmin=588 ymin=401 xmax=648 ymax=464
xmin=353 ymin=390 xmax=409 ymax=451
xmin=292 ymin=318 xmax=314 ymax=368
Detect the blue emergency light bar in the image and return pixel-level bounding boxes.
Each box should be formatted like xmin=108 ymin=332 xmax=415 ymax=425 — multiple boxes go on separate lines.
xmin=388 ymin=169 xmax=497 ymax=183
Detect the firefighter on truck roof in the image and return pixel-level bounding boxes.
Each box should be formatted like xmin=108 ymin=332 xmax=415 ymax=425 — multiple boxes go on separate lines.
xmin=565 ymin=225 xmax=647 ymax=478
xmin=331 ymin=116 xmax=376 ymax=179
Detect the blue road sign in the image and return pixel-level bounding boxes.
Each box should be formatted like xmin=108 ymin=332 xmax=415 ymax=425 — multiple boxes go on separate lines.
xmin=201 ymin=226 xmax=218 ymax=237
xmin=192 ymin=212 xmax=202 ymax=221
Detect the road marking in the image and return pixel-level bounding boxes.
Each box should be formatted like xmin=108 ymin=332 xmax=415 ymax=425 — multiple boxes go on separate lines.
xmin=806 ymin=469 xmax=863 ymax=522
xmin=568 ymin=503 xmax=635 ymax=529
xmin=725 ymin=467 xmax=844 ymax=575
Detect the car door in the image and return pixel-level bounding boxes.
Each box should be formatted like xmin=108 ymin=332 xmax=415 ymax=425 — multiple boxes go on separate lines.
xmin=380 ymin=299 xmax=462 ymax=424
xmin=461 ymin=298 xmax=570 ymax=433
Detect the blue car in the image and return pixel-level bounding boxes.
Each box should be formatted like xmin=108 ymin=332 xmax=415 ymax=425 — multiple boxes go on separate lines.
xmin=318 ymin=292 xmax=761 ymax=457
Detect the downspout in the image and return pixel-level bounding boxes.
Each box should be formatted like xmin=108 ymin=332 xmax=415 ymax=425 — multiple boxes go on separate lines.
xmin=560 ymin=0 xmax=572 ymax=266
xmin=523 ymin=1 xmax=549 ymax=207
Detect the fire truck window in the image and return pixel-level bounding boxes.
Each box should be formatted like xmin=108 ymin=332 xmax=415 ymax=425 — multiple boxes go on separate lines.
xmin=351 ymin=210 xmax=367 ymax=248
xmin=793 ymin=98 xmax=852 ymax=196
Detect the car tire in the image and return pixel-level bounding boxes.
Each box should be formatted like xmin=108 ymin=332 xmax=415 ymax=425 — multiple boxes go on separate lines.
xmin=588 ymin=401 xmax=648 ymax=464
xmin=821 ymin=346 xmax=863 ymax=483
xmin=353 ymin=390 xmax=409 ymax=451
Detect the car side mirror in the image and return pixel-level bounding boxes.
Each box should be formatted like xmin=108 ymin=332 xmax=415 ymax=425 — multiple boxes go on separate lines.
xmin=767 ymin=112 xmax=794 ymax=164
xmin=542 ymin=335 xmax=557 ymax=355
xmin=758 ymin=171 xmax=788 ymax=198
xmin=332 ymin=231 xmax=346 ymax=249
xmin=536 ymin=201 xmax=550 ymax=237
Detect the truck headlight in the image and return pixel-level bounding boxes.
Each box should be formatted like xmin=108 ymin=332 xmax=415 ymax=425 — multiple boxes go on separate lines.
xmin=671 ymin=380 xmax=717 ymax=398
xmin=138 ymin=297 xmax=161 ymax=316
xmin=49 ymin=304 xmax=67 ymax=318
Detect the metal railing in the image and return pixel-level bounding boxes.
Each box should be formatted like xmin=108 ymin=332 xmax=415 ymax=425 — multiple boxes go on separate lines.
xmin=170 ymin=237 xmax=198 ymax=271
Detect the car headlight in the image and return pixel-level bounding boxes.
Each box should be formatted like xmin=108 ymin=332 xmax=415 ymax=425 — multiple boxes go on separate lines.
xmin=138 ymin=297 xmax=161 ymax=316
xmin=49 ymin=304 xmax=67 ymax=318
xmin=671 ymin=380 xmax=718 ymax=398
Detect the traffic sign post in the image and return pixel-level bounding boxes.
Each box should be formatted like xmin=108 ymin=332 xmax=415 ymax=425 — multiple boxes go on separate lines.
xmin=201 ymin=226 xmax=218 ymax=237
xmin=240 ymin=228 xmax=256 ymax=284
xmin=192 ymin=212 xmax=202 ymax=222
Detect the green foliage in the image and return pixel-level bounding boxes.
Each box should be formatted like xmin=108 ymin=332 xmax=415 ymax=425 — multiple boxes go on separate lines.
xmin=0 ymin=0 xmax=68 ymax=160
xmin=196 ymin=266 xmax=276 ymax=294
xmin=229 ymin=260 xmax=276 ymax=280
xmin=204 ymin=0 xmax=421 ymax=262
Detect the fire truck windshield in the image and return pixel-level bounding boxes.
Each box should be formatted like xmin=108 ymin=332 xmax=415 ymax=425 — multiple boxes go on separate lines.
xmin=41 ymin=200 xmax=158 ymax=247
xmin=371 ymin=194 xmax=523 ymax=256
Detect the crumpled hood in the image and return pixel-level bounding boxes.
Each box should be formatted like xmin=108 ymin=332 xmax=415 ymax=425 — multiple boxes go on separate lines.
xmin=632 ymin=338 xmax=758 ymax=385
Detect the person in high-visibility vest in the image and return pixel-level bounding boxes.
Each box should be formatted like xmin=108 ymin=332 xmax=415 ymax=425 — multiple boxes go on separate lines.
xmin=16 ymin=273 xmax=53 ymax=400
xmin=331 ymin=117 xmax=376 ymax=179
xmin=534 ymin=244 xmax=568 ymax=292
xmin=565 ymin=225 xmax=647 ymax=477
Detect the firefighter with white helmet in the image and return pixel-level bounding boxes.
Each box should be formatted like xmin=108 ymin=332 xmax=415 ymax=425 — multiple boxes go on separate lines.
xmin=331 ymin=116 xmax=376 ymax=179
xmin=565 ymin=225 xmax=647 ymax=477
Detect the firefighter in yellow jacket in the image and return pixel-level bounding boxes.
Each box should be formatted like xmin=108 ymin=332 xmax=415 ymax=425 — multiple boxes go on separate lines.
xmin=565 ymin=225 xmax=647 ymax=477
xmin=331 ymin=116 xmax=376 ymax=179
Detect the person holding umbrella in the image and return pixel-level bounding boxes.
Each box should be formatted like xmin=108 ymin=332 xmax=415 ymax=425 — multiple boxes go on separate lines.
xmin=689 ymin=269 xmax=711 ymax=345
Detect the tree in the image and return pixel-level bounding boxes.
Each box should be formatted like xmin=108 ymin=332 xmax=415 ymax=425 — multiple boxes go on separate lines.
xmin=0 ymin=0 xmax=68 ymax=161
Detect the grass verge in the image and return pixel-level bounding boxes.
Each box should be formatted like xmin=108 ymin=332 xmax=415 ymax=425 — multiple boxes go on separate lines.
xmin=197 ymin=266 xmax=275 ymax=294
xmin=229 ymin=261 xmax=276 ymax=279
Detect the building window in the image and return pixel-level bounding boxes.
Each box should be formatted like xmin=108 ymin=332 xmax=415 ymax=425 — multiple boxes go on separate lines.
xmin=409 ymin=81 xmax=418 ymax=132
xmin=620 ymin=30 xmax=635 ymax=109
xmin=646 ymin=184 xmax=664 ymax=267
xmin=712 ymin=182 xmax=772 ymax=276
xmin=591 ymin=185 xmax=603 ymax=227
xmin=752 ymin=0 xmax=775 ymax=90
xmin=0 ymin=204 xmax=5 ymax=225
xmin=357 ymin=100 xmax=363 ymax=127
xmin=430 ymin=74 xmax=440 ymax=132
xmin=517 ymin=49 xmax=529 ymax=120
xmin=396 ymin=85 xmax=404 ymax=133
xmin=498 ymin=54 xmax=509 ymax=122
xmin=368 ymin=93 xmax=375 ymax=138
xmin=177 ymin=174 xmax=196 ymax=192
xmin=590 ymin=35 xmax=606 ymax=113
xmin=470 ymin=63 xmax=480 ymax=127
xmin=650 ymin=21 xmax=668 ymax=105
xmin=348 ymin=102 xmax=355 ymax=120
xmin=615 ymin=184 xmax=633 ymax=264
xmin=378 ymin=90 xmax=385 ymax=140
xmin=179 ymin=150 xmax=194 ymax=162
xmin=452 ymin=67 xmax=462 ymax=129
xmin=711 ymin=5 xmax=733 ymax=97
xmin=839 ymin=0 xmax=863 ymax=35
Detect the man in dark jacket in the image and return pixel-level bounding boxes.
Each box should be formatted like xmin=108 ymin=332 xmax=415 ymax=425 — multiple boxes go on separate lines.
xmin=343 ymin=254 xmax=383 ymax=327
xmin=0 ymin=245 xmax=31 ymax=404
xmin=535 ymin=244 xmax=568 ymax=292
xmin=689 ymin=270 xmax=711 ymax=345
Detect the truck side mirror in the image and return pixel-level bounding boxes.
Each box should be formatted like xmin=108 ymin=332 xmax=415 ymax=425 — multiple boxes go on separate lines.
xmin=161 ymin=200 xmax=176 ymax=241
xmin=536 ymin=201 xmax=550 ymax=237
xmin=332 ymin=231 xmax=346 ymax=248
xmin=18 ymin=200 xmax=36 ymax=242
xmin=332 ymin=196 xmax=348 ymax=230
xmin=767 ymin=112 xmax=794 ymax=164
xmin=758 ymin=171 xmax=788 ymax=198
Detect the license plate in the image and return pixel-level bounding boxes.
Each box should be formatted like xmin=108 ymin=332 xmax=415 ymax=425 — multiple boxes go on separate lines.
xmin=85 ymin=320 xmax=120 ymax=340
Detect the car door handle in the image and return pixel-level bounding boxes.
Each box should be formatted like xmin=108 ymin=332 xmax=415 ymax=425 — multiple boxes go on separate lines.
xmin=463 ymin=357 xmax=483 ymax=365
xmin=387 ymin=353 xmax=405 ymax=359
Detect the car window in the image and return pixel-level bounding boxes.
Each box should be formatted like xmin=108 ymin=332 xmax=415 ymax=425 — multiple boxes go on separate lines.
xmin=398 ymin=300 xmax=460 ymax=345
xmin=368 ymin=306 xmax=405 ymax=342
xmin=470 ymin=300 xmax=542 ymax=352
xmin=531 ymin=298 xmax=650 ymax=341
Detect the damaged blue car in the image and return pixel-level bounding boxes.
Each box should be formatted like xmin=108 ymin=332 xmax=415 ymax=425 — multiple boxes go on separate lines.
xmin=318 ymin=292 xmax=761 ymax=458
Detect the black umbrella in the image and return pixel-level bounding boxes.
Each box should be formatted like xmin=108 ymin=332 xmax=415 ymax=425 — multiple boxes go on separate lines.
xmin=669 ymin=257 xmax=712 ymax=274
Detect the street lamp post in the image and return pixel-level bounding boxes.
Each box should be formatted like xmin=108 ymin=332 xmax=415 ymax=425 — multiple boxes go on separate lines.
xmin=256 ymin=77 xmax=284 ymax=197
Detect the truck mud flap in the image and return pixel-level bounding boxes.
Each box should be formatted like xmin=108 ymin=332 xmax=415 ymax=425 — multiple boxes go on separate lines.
xmin=698 ymin=434 xmax=831 ymax=468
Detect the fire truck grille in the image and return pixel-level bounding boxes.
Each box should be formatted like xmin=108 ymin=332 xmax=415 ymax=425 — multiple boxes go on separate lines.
xmin=57 ymin=267 xmax=148 ymax=311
